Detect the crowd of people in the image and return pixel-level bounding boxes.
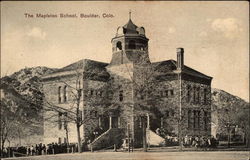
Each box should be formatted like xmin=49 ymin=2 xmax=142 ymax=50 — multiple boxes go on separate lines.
xmin=182 ymin=135 xmax=219 ymax=149
xmin=0 ymin=134 xmax=219 ymax=158
xmin=1 ymin=143 xmax=80 ymax=158
xmin=164 ymin=135 xmax=219 ymax=149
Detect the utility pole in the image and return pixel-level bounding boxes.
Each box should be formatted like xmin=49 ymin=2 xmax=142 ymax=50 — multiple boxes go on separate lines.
xmin=176 ymin=47 xmax=184 ymax=151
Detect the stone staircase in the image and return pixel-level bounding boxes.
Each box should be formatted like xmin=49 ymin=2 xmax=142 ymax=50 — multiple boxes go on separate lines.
xmin=89 ymin=128 xmax=125 ymax=150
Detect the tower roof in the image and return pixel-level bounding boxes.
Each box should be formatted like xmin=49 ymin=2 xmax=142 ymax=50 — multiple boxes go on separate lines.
xmin=123 ymin=19 xmax=138 ymax=34
xmin=114 ymin=12 xmax=146 ymax=37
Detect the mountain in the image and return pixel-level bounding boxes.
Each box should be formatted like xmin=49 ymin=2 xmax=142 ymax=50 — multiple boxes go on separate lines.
xmin=211 ymin=88 xmax=249 ymax=139
xmin=1 ymin=67 xmax=57 ymax=105
xmin=0 ymin=66 xmax=58 ymax=146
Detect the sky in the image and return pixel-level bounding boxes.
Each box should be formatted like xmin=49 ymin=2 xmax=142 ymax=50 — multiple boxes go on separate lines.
xmin=1 ymin=1 xmax=249 ymax=101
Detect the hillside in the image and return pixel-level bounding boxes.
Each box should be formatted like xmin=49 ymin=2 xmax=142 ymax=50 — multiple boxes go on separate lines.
xmin=1 ymin=67 xmax=57 ymax=103
xmin=211 ymin=88 xmax=249 ymax=138
xmin=0 ymin=66 xmax=57 ymax=146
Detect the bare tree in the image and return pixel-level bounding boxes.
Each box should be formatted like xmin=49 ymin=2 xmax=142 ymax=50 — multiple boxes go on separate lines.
xmin=215 ymin=95 xmax=249 ymax=148
xmin=0 ymin=86 xmax=42 ymax=154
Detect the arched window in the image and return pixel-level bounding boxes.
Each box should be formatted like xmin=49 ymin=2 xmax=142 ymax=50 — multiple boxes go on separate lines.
xmin=58 ymin=86 xmax=62 ymax=103
xmin=128 ymin=40 xmax=136 ymax=49
xmin=63 ymin=86 xmax=67 ymax=102
xmin=138 ymin=27 xmax=145 ymax=35
xmin=116 ymin=41 xmax=122 ymax=51
xmin=119 ymin=90 xmax=123 ymax=102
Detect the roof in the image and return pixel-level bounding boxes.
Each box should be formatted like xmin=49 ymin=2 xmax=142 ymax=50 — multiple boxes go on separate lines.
xmin=42 ymin=59 xmax=110 ymax=81
xmin=152 ymin=60 xmax=212 ymax=80
xmin=123 ymin=19 xmax=138 ymax=34
xmin=52 ymin=59 xmax=108 ymax=73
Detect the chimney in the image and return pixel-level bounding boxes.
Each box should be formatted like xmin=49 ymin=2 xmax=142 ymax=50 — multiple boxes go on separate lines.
xmin=177 ymin=48 xmax=184 ymax=70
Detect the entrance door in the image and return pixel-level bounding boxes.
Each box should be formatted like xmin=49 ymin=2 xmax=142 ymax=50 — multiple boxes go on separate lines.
xmin=103 ymin=116 xmax=109 ymax=131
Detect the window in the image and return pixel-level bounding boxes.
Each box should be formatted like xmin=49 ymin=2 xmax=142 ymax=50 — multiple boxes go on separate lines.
xmin=139 ymin=117 xmax=142 ymax=128
xmin=197 ymin=87 xmax=200 ymax=103
xmin=58 ymin=112 xmax=62 ymax=130
xmin=119 ymin=90 xmax=123 ymax=102
xmin=64 ymin=137 xmax=67 ymax=144
xmin=90 ymin=90 xmax=93 ymax=96
xmin=160 ymin=91 xmax=164 ymax=97
xmin=193 ymin=110 xmax=196 ymax=129
xmin=170 ymin=90 xmax=174 ymax=96
xmin=187 ymin=85 xmax=191 ymax=102
xmin=58 ymin=86 xmax=62 ymax=103
xmin=64 ymin=112 xmax=68 ymax=130
xmin=171 ymin=110 xmax=175 ymax=117
xmin=193 ymin=87 xmax=196 ymax=103
xmin=204 ymin=111 xmax=208 ymax=131
xmin=128 ymin=40 xmax=136 ymax=49
xmin=165 ymin=90 xmax=168 ymax=98
xmin=188 ymin=110 xmax=192 ymax=129
xmin=165 ymin=110 xmax=169 ymax=117
xmin=63 ymin=86 xmax=67 ymax=102
xmin=116 ymin=41 xmax=122 ymax=51
xmin=204 ymin=88 xmax=207 ymax=104
xmin=197 ymin=111 xmax=200 ymax=129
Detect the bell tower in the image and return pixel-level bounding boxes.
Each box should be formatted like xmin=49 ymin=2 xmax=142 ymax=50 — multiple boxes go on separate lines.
xmin=109 ymin=12 xmax=150 ymax=66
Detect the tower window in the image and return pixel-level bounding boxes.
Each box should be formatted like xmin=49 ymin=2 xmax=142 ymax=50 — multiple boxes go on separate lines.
xmin=128 ymin=40 xmax=136 ymax=49
xmin=116 ymin=41 xmax=122 ymax=51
